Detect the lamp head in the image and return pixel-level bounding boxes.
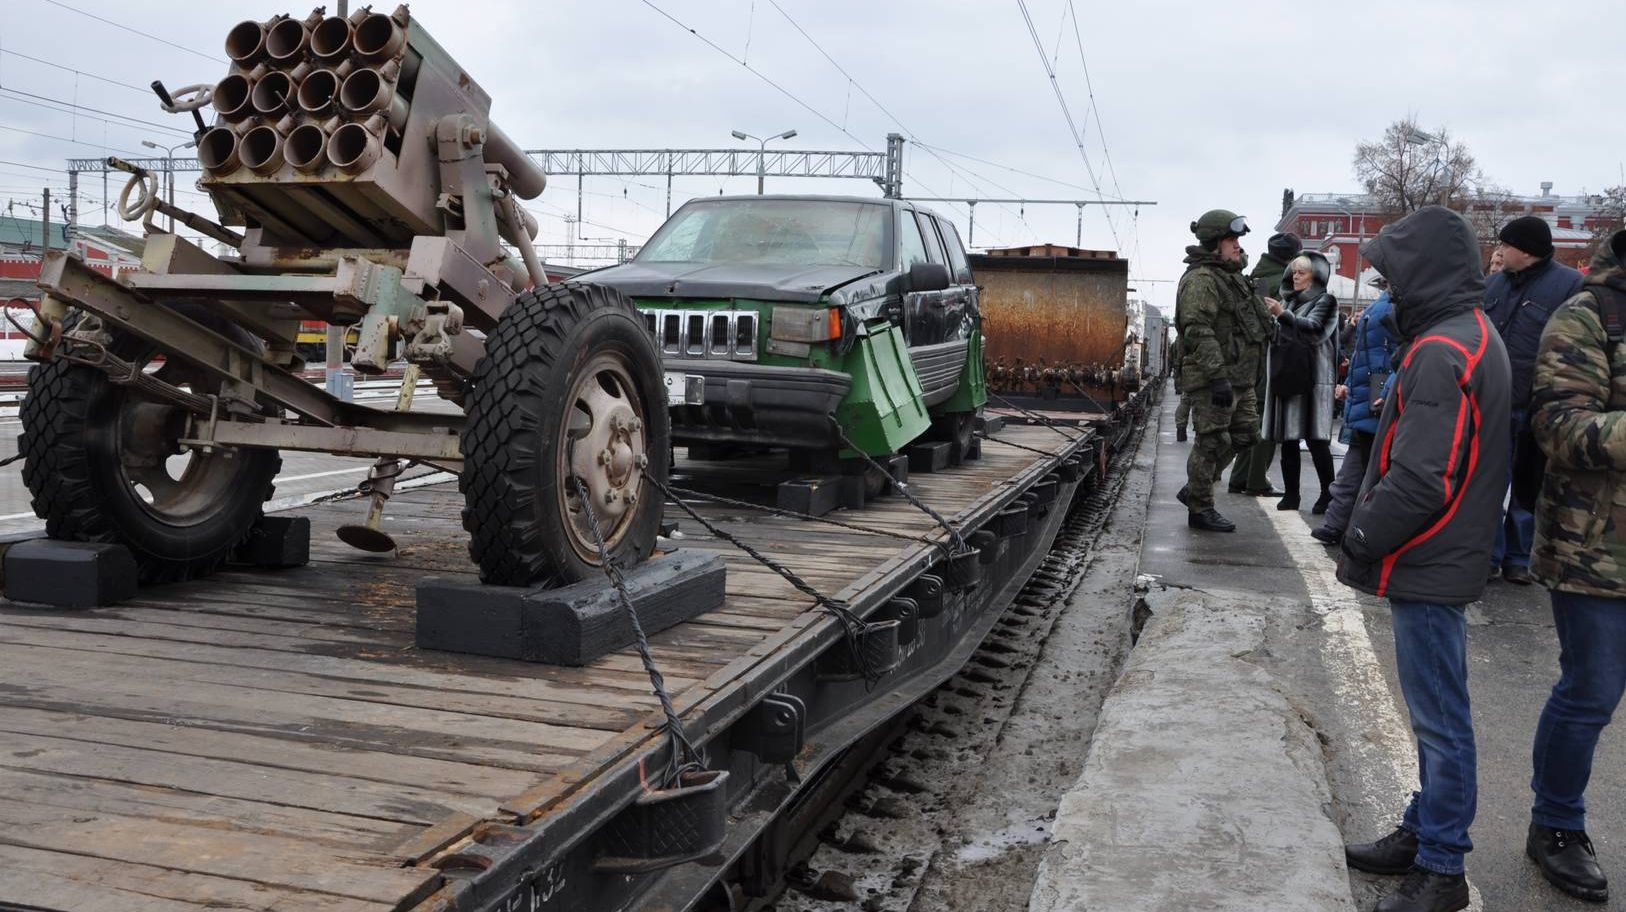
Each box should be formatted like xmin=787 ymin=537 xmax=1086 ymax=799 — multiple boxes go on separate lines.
xmin=730 ymin=130 xmax=749 ymax=141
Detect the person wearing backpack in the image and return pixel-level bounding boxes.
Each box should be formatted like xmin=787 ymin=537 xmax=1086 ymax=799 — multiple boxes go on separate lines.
xmin=1261 ymin=252 xmax=1340 ymax=511
xmin=1521 ymin=229 xmax=1626 ymax=904
xmin=1485 ymin=216 xmax=1585 ymax=584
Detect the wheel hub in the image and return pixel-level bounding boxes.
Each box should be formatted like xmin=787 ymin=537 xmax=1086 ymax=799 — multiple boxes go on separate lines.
xmin=562 ymin=356 xmax=649 ymax=559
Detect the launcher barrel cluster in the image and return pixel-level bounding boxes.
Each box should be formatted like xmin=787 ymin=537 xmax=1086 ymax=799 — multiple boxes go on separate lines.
xmin=194 ymin=5 xmax=545 ymax=248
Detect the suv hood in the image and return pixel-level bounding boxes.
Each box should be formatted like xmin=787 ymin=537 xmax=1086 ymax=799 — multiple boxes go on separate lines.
xmin=580 ymin=261 xmax=881 ymax=303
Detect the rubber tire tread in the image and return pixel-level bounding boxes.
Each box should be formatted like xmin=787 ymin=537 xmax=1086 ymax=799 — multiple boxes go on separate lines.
xmin=18 ymin=308 xmax=283 ymax=584
xmin=460 ymin=282 xmax=669 ymax=586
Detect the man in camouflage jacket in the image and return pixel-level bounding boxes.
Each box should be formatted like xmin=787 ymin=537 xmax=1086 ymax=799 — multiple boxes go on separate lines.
xmin=1522 ymin=229 xmax=1626 ymax=904
xmin=1175 ymin=209 xmax=1272 ymax=532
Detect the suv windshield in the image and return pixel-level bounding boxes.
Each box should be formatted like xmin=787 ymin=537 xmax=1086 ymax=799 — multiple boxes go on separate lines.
xmin=636 ymin=199 xmax=891 ymax=269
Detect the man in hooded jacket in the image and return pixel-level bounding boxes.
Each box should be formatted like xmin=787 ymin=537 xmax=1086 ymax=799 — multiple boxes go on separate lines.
xmin=1338 ymin=207 xmax=1511 ymax=912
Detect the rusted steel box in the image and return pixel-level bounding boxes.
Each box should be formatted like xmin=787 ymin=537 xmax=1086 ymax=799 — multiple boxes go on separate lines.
xmin=970 ymin=245 xmax=1129 ymax=391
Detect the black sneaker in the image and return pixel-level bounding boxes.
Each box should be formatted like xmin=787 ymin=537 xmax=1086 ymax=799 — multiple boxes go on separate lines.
xmin=1527 ymin=823 xmax=1608 ymax=903
xmin=1244 ymin=486 xmax=1282 ymax=497
xmin=1311 ymin=526 xmax=1343 ymax=546
xmin=1188 ymin=508 xmax=1236 ymax=533
xmin=1346 ymin=826 xmax=1419 ymax=875
xmin=1375 ymin=867 xmax=1468 ymax=912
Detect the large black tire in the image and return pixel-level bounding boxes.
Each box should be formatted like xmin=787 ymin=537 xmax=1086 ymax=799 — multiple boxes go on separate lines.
xmin=19 ymin=306 xmax=283 ymax=584
xmin=461 ymin=283 xmax=670 ymax=586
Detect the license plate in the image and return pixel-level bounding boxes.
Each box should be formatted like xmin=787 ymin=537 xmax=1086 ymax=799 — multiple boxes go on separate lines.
xmin=664 ymin=371 xmax=704 ymax=406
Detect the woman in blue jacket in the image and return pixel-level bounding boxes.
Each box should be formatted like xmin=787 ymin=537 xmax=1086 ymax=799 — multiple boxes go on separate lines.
xmin=1314 ymin=286 xmax=1401 ymax=545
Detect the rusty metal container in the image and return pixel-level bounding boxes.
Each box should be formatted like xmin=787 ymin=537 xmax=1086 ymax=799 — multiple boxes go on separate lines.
xmin=968 ymin=244 xmax=1129 ymax=397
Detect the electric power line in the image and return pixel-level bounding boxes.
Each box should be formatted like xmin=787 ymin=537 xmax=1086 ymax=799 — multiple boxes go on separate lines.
xmin=1013 ymin=0 xmax=1119 ymax=248
xmin=0 ymin=87 xmax=192 ymax=137
xmin=0 ymin=122 xmax=143 ymax=157
xmin=41 ymin=0 xmax=226 ymax=64
xmin=0 ymin=47 xmax=154 ymax=95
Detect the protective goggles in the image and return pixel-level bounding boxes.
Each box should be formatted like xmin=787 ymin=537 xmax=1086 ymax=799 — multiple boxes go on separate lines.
xmin=1226 ymin=216 xmax=1250 ymax=236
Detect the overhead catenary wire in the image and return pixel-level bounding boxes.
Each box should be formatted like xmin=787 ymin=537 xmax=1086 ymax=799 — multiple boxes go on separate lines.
xmin=0 ymin=47 xmax=155 ymax=96
xmin=1013 ymin=0 xmax=1120 ymax=249
xmin=40 ymin=0 xmax=227 ymax=64
xmin=0 ymin=87 xmax=193 ymax=138
xmin=1064 ymin=0 xmax=1142 ymax=270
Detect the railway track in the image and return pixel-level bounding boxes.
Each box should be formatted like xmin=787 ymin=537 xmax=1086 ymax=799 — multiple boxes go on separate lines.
xmin=712 ymin=404 xmax=1152 ymax=912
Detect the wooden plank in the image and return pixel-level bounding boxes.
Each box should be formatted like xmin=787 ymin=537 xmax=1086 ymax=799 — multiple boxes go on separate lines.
xmin=0 ymin=729 xmax=497 ymax=825
xmin=0 ymin=798 xmax=438 ymax=905
xmin=0 ymin=842 xmax=390 ymax=912
xmin=0 ymin=706 xmax=539 ymax=801
xmin=0 ymin=765 xmax=417 ymax=850
xmin=0 ymin=621 xmax=644 ymax=731
xmin=0 ymin=643 xmax=616 ymax=756
xmin=0 ymin=620 xmax=696 ymax=705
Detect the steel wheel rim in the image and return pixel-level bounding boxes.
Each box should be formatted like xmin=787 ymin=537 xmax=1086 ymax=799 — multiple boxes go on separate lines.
xmin=557 ymin=351 xmax=649 ymax=566
xmin=109 ymin=358 xmax=243 ymax=527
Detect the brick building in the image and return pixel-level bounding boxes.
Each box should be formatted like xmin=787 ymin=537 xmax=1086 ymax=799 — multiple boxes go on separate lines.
xmin=0 ymin=217 xmax=144 ymax=358
xmin=1276 ymin=185 xmax=1613 ymax=310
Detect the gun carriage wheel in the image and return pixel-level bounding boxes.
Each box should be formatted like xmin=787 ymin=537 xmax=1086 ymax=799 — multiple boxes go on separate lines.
xmin=461 ymin=283 xmax=670 ymax=586
xmin=19 ymin=304 xmax=283 ymax=584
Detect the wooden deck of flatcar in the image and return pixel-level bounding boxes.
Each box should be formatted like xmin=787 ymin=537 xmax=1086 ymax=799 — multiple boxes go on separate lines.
xmin=0 ymin=424 xmax=1090 ymax=912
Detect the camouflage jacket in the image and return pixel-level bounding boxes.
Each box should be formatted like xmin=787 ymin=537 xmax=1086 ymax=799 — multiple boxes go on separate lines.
xmin=1174 ymin=247 xmax=1271 ymax=393
xmin=1529 ymin=268 xmax=1626 ymax=596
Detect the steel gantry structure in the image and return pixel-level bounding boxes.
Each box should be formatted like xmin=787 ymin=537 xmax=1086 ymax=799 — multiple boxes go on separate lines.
xmin=65 ymin=134 xmax=1155 ymax=254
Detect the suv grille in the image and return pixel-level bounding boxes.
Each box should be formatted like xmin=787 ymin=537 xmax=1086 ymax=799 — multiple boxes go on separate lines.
xmin=641 ymin=309 xmax=758 ymax=361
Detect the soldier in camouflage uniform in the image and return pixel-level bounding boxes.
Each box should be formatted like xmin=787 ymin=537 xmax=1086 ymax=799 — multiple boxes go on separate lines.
xmin=1522 ymin=229 xmax=1626 ymax=904
xmin=1174 ymin=209 xmax=1273 ymax=532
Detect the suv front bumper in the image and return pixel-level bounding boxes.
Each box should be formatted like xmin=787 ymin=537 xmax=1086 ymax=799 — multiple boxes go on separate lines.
xmin=663 ymin=359 xmax=851 ymax=450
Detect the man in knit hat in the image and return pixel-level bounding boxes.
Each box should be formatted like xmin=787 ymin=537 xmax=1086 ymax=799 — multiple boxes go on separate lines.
xmin=1484 ymin=215 xmax=1583 ymax=584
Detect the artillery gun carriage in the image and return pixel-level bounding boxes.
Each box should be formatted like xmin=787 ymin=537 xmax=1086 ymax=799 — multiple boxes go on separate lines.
xmin=21 ymin=5 xmax=668 ymax=586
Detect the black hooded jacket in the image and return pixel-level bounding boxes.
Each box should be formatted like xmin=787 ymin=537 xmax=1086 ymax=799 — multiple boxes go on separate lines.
xmin=1337 ymin=206 xmax=1512 ymax=605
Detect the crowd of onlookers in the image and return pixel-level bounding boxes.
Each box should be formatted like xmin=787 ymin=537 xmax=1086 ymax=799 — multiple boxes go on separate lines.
xmin=1172 ymin=207 xmax=1626 ymax=912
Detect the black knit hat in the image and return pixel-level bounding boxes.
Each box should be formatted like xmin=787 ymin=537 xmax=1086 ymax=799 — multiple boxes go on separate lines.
xmin=1498 ymin=215 xmax=1554 ymax=259
xmin=1267 ymin=232 xmax=1303 ymax=262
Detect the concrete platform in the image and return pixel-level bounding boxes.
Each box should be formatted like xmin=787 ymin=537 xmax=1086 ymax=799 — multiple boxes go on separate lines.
xmin=1029 ymin=383 xmax=1516 ymax=912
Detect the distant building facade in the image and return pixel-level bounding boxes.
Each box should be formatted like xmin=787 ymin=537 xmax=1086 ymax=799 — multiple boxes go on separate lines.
xmin=1277 ymin=185 xmax=1614 ymax=310
xmin=0 ymin=217 xmax=144 ymax=358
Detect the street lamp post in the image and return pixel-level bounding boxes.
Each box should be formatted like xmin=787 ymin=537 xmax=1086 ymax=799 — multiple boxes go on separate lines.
xmin=1334 ymin=196 xmax=1368 ymax=310
xmin=730 ymin=128 xmax=797 ymax=195
xmin=141 ymin=138 xmax=196 ymax=231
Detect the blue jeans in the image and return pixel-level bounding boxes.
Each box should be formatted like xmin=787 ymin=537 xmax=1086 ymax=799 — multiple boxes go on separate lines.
xmin=1392 ymin=600 xmax=1476 ymax=874
xmin=1531 ymin=590 xmax=1626 ymax=831
xmin=1492 ymin=410 xmax=1534 ymax=571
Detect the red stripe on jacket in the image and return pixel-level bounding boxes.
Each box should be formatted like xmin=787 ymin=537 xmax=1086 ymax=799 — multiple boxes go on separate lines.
xmin=1375 ymin=310 xmax=1491 ymax=596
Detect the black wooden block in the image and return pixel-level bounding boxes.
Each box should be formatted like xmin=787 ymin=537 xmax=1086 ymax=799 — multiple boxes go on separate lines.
xmin=232 ymin=515 xmax=310 ymax=568
xmin=778 ymin=476 xmax=842 ymax=517
xmin=837 ymin=474 xmax=868 ymax=510
xmin=977 ymin=415 xmax=1006 ymax=436
xmin=415 ymin=551 xmax=728 ymax=666
xmin=907 ymin=440 xmax=952 ymax=474
xmin=4 ymin=540 xmax=137 ymax=608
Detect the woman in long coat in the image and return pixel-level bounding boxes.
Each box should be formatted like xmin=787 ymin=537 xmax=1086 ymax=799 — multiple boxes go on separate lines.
xmin=1263 ymin=252 xmax=1340 ymax=511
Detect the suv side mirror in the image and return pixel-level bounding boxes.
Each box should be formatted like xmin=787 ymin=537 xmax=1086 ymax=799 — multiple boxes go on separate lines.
xmin=907 ymin=262 xmax=951 ymax=293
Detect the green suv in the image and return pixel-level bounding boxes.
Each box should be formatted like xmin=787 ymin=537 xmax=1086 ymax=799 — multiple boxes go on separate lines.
xmin=582 ymin=195 xmax=986 ymax=458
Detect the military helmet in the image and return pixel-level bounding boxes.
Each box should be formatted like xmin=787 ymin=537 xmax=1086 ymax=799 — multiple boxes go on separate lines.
xmin=1191 ymin=209 xmax=1250 ymax=245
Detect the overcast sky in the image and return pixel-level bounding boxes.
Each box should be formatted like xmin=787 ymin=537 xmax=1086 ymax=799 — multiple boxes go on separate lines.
xmin=2 ymin=0 xmax=1623 ymax=314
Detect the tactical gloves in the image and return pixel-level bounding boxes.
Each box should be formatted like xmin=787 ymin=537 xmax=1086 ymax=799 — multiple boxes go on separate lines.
xmin=1209 ymin=378 xmax=1233 ymax=409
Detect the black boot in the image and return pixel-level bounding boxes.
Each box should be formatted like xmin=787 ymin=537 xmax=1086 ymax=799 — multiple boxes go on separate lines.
xmin=1188 ymin=508 xmax=1236 ymax=532
xmin=1527 ymin=823 xmax=1608 ymax=903
xmin=1375 ymin=867 xmax=1469 ymax=912
xmin=1176 ymin=485 xmax=1190 ymax=507
xmin=1276 ymin=496 xmax=1301 ymax=511
xmin=1312 ymin=490 xmax=1332 ymax=514
xmin=1311 ymin=525 xmax=1343 ymax=546
xmin=1346 ymin=826 xmax=1419 ymax=875
xmin=1176 ymin=426 xmax=1188 ymax=442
